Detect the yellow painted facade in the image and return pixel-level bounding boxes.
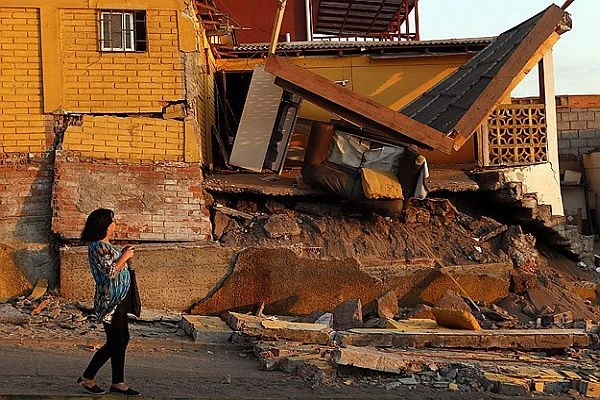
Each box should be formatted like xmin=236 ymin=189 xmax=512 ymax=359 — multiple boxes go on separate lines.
xmin=0 ymin=8 xmax=48 ymax=153
xmin=63 ymin=116 xmax=184 ymax=161
xmin=219 ymin=54 xmax=477 ymax=163
xmin=59 ymin=9 xmax=185 ymax=113
xmin=0 ymin=0 xmax=211 ymax=164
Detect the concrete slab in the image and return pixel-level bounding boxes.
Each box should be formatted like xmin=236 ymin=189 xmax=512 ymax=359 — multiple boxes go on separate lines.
xmin=385 ymin=318 xmax=444 ymax=330
xmin=181 ymin=315 xmax=232 ymax=343
xmin=60 ymin=243 xmax=237 ymax=311
xmin=333 ymin=345 xmax=430 ymax=374
xmin=224 ymin=312 xmax=333 ymax=345
xmin=419 ymin=263 xmax=512 ymax=305
xmin=337 ymin=328 xmax=590 ymax=350
xmin=203 ymin=171 xmax=322 ymax=197
xmin=261 ymin=319 xmax=332 ymax=345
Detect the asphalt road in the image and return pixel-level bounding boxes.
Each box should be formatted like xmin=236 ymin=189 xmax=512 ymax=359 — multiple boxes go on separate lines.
xmin=0 ymin=342 xmax=545 ymax=399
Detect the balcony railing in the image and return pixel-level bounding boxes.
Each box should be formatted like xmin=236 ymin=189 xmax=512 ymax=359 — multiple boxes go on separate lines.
xmin=479 ymin=104 xmax=548 ymax=167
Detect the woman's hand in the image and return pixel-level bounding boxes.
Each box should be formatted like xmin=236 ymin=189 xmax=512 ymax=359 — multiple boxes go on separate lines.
xmin=122 ymin=246 xmax=135 ymax=261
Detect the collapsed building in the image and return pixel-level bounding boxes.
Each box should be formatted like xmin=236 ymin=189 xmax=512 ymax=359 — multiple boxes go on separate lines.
xmin=0 ymin=0 xmax=598 ymax=333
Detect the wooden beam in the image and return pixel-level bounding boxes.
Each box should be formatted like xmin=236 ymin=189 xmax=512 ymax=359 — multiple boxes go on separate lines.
xmin=264 ymin=56 xmax=454 ymax=154
xmin=561 ymin=0 xmax=575 ymax=10
xmin=452 ymin=5 xmax=567 ymax=151
xmin=269 ymin=0 xmax=288 ymax=55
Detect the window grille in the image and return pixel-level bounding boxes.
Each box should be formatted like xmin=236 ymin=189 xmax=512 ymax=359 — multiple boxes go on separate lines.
xmin=100 ymin=10 xmax=147 ymax=52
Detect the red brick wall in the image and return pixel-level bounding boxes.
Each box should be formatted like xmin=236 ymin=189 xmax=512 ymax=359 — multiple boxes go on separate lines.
xmin=52 ymin=151 xmax=212 ymax=241
xmin=0 ymin=153 xmax=58 ymax=285
xmin=0 ymin=154 xmax=53 ymax=218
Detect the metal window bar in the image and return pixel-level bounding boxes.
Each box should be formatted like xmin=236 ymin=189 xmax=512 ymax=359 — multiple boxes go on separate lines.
xmin=100 ymin=11 xmax=136 ymax=51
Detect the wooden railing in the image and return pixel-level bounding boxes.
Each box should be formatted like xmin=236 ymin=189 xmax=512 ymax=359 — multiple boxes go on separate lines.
xmin=479 ymin=104 xmax=548 ymax=167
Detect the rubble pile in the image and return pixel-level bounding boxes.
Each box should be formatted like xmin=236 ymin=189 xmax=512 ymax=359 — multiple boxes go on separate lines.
xmin=214 ymin=307 xmax=600 ymax=397
xmin=0 ymin=281 xmax=185 ymax=342
xmin=197 ymin=189 xmax=600 ymax=397
xmin=211 ymin=197 xmax=510 ymax=265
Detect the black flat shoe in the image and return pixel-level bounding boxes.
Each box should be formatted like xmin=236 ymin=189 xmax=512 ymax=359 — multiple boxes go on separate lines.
xmin=77 ymin=377 xmax=106 ymax=395
xmin=109 ymin=386 xmax=141 ymax=397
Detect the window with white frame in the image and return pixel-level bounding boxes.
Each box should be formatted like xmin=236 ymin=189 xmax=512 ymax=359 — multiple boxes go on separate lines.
xmin=100 ymin=10 xmax=147 ymax=52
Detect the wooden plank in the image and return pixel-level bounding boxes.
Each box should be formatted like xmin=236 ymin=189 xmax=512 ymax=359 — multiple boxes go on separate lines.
xmin=452 ymin=5 xmax=567 ymax=151
xmin=264 ymin=56 xmax=455 ymax=154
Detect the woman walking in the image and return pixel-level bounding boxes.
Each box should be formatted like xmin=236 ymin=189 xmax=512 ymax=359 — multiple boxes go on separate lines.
xmin=77 ymin=208 xmax=140 ymax=396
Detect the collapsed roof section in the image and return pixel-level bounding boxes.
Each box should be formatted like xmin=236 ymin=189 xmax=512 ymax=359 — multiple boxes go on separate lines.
xmin=401 ymin=4 xmax=572 ymax=151
xmin=264 ymin=56 xmax=455 ymax=154
xmin=264 ymin=4 xmax=571 ymax=154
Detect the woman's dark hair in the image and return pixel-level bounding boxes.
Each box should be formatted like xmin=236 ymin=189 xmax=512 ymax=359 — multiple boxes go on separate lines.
xmin=81 ymin=208 xmax=114 ymax=242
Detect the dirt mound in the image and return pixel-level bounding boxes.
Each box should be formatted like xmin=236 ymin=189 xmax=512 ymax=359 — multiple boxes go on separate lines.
xmin=216 ymin=198 xmax=509 ymax=267
xmin=207 ymin=195 xmax=600 ymax=322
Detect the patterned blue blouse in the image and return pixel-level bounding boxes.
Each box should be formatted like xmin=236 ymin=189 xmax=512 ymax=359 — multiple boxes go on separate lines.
xmin=88 ymin=241 xmax=131 ymax=322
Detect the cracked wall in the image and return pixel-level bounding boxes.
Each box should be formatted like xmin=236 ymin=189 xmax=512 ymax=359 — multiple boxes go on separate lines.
xmin=0 ymin=154 xmax=58 ymax=291
xmin=1 ymin=1 xmax=215 ymax=295
xmin=52 ymin=151 xmax=211 ymax=241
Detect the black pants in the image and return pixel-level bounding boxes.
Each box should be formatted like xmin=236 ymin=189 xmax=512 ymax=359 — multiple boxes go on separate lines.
xmin=83 ymin=294 xmax=131 ymax=384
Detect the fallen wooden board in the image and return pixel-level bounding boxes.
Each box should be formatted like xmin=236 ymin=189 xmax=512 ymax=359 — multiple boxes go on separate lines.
xmin=337 ymin=328 xmax=590 ymax=349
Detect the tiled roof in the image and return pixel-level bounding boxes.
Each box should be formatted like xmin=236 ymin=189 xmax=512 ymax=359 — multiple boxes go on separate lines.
xmin=233 ymin=37 xmax=493 ymax=53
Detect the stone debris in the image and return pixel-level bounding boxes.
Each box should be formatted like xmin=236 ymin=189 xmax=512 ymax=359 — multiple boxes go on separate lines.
xmin=28 ymin=278 xmax=48 ymax=300
xmin=502 ymin=225 xmax=539 ymax=273
xmin=224 ymin=312 xmax=333 ymax=345
xmin=332 ymin=299 xmax=362 ymax=331
xmin=373 ymin=290 xmax=398 ymax=319
xmin=435 ymin=290 xmax=471 ymax=312
xmin=0 ymin=303 xmax=30 ymax=326
xmin=180 ymin=315 xmax=232 ymax=343
xmin=432 ymin=308 xmax=481 ymax=330
xmin=262 ymin=213 xmax=301 ymax=239
xmin=248 ymin=338 xmax=600 ymax=397
xmin=0 ymin=292 xmax=186 ymax=342
xmin=408 ymin=304 xmax=434 ymax=320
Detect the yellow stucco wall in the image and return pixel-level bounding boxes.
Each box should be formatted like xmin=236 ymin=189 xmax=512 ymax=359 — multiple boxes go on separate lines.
xmin=63 ymin=116 xmax=184 ymax=161
xmin=220 ymin=55 xmax=477 ymax=163
xmin=0 ymin=7 xmax=48 ymax=153
xmin=59 ymin=9 xmax=185 ymax=113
